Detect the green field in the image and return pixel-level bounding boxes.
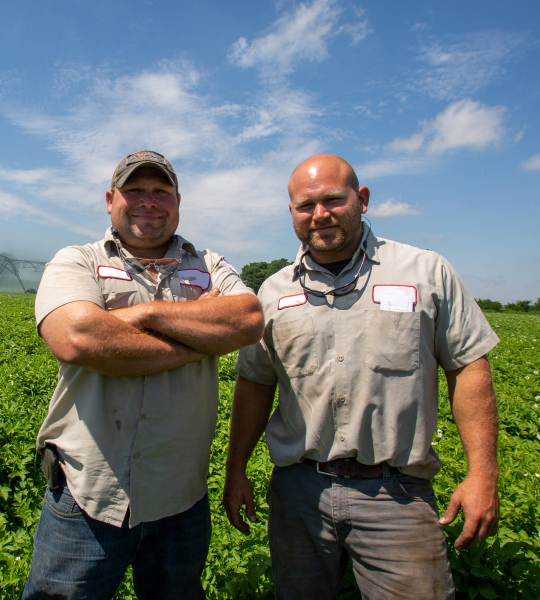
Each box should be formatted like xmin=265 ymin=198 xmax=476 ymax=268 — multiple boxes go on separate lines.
xmin=0 ymin=293 xmax=539 ymax=599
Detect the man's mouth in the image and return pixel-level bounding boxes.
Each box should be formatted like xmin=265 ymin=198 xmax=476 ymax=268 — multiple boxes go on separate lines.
xmin=311 ymin=224 xmax=337 ymax=234
xmin=131 ymin=213 xmax=163 ymax=221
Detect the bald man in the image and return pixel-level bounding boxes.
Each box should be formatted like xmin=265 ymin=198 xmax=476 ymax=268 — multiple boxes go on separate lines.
xmin=223 ymin=155 xmax=500 ymax=599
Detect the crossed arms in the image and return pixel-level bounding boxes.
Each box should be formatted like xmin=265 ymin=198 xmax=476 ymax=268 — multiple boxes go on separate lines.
xmin=223 ymin=356 xmax=499 ymax=550
xmin=39 ymin=290 xmax=264 ymax=377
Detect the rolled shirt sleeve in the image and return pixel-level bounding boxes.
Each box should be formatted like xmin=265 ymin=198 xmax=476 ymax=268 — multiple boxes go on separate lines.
xmin=433 ymin=255 xmax=500 ymax=371
xmin=35 ymin=246 xmax=105 ymax=328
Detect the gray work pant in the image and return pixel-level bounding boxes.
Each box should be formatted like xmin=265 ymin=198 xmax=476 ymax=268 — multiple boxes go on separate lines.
xmin=268 ymin=461 xmax=455 ymax=600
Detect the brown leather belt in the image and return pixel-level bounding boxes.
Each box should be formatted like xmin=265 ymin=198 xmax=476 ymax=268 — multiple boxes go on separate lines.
xmin=303 ymin=458 xmax=400 ymax=479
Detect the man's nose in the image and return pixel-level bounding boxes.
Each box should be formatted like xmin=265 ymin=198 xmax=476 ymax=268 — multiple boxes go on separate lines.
xmin=313 ymin=203 xmax=330 ymax=220
xmin=138 ymin=191 xmax=158 ymax=206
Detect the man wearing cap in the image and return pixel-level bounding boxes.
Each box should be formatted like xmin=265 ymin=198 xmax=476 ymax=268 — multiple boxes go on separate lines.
xmin=24 ymin=151 xmax=264 ymax=599
xmin=223 ymin=154 xmax=500 ymax=599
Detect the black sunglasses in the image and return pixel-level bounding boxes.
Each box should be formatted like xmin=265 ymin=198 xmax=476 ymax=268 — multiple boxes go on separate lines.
xmin=299 ymin=251 xmax=367 ymax=297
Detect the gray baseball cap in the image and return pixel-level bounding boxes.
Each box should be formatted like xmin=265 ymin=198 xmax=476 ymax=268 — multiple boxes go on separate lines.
xmin=111 ymin=150 xmax=178 ymax=189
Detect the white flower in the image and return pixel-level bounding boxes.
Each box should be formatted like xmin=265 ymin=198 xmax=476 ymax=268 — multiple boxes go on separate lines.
xmin=431 ymin=442 xmax=438 ymax=446
xmin=15 ymin=557 xmax=20 ymax=561
xmin=534 ymin=371 xmax=539 ymax=375
xmin=525 ymin=473 xmax=529 ymax=477
xmin=535 ymin=404 xmax=539 ymax=408
xmin=536 ymin=474 xmax=540 ymax=478
xmin=437 ymin=429 xmax=443 ymax=438
xmin=524 ymin=376 xmax=530 ymax=380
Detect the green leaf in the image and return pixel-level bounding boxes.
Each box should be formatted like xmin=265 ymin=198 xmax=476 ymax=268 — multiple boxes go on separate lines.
xmin=478 ymin=583 xmax=499 ymax=599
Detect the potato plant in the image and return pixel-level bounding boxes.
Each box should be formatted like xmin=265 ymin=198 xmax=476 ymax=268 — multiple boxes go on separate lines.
xmin=0 ymin=294 xmax=538 ymax=599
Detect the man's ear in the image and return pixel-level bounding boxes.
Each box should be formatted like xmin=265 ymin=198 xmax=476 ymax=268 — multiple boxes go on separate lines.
xmin=288 ymin=202 xmax=292 ymax=214
xmin=358 ymin=186 xmax=370 ymax=214
xmin=106 ymin=190 xmax=114 ymax=215
xmin=177 ymin=193 xmax=181 ymax=207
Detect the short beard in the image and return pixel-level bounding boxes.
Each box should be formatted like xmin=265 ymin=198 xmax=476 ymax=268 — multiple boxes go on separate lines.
xmin=293 ymin=204 xmax=363 ymax=256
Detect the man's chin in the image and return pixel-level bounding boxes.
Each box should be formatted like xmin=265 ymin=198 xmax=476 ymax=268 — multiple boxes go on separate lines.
xmin=308 ymin=234 xmax=344 ymax=254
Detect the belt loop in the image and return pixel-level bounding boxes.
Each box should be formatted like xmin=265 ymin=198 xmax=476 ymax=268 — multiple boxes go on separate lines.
xmin=382 ymin=462 xmax=392 ymax=482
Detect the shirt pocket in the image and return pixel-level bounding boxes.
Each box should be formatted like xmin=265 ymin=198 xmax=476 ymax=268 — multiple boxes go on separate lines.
xmin=364 ymin=310 xmax=420 ymax=373
xmin=273 ymin=317 xmax=318 ymax=378
xmin=99 ymin=279 xmax=140 ymax=310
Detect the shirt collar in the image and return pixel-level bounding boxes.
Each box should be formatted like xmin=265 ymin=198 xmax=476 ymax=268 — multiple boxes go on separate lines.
xmin=291 ymin=223 xmax=380 ymax=281
xmin=104 ymin=227 xmax=198 ymax=258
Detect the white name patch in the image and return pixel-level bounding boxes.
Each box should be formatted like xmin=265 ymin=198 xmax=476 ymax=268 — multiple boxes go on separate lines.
xmin=177 ymin=269 xmax=211 ymax=291
xmin=97 ymin=265 xmax=132 ymax=281
xmin=278 ymin=293 xmax=308 ymax=310
xmin=372 ymin=285 xmax=417 ymax=313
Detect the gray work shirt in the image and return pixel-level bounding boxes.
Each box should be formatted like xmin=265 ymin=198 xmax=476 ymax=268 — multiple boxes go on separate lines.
xmin=235 ymin=225 xmax=499 ymax=480
xmin=35 ymin=227 xmax=254 ymax=527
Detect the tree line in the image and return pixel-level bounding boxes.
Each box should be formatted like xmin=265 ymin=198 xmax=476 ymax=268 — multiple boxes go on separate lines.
xmin=476 ymin=298 xmax=540 ymax=312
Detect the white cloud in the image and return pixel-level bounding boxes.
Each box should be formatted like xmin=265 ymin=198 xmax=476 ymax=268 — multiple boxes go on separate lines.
xmin=522 ymin=153 xmax=540 ymax=171
xmin=514 ymin=130 xmax=525 ymax=144
xmin=386 ymin=133 xmax=425 ymax=153
xmin=356 ymin=155 xmax=436 ymax=180
xmin=426 ymin=99 xmax=505 ymax=154
xmin=413 ymin=30 xmax=528 ymax=101
xmin=383 ymin=99 xmax=506 ymax=160
xmin=0 ymin=166 xmax=56 ymax=185
xmin=0 ymin=191 xmax=101 ymax=238
xmin=235 ymin=87 xmax=322 ymax=144
xmin=228 ymin=0 xmax=369 ymax=77
xmin=368 ymin=199 xmax=420 ymax=217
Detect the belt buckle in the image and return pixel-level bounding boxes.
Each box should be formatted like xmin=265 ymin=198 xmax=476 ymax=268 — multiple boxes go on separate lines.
xmin=316 ymin=462 xmax=338 ymax=477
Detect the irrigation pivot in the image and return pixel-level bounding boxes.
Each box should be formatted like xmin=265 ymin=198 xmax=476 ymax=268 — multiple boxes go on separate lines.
xmin=0 ymin=254 xmax=46 ymax=294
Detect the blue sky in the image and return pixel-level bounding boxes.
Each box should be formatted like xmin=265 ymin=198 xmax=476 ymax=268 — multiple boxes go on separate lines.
xmin=0 ymin=0 xmax=539 ymax=302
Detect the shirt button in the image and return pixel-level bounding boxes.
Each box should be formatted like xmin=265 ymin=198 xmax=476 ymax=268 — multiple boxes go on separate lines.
xmin=146 ymin=374 xmax=153 ymax=379
xmin=133 ymin=452 xmax=140 ymax=459
xmin=339 ymin=435 xmax=345 ymax=442
xmin=140 ymin=413 xmax=147 ymax=420
xmin=335 ymin=280 xmax=340 ymax=285
xmin=339 ymin=396 xmax=346 ymax=403
xmin=338 ymin=355 xmax=344 ymax=362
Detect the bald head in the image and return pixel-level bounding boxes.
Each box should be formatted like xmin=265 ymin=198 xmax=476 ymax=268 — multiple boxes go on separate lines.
xmin=287 ymin=154 xmax=370 ymax=263
xmin=288 ymin=154 xmax=359 ymax=199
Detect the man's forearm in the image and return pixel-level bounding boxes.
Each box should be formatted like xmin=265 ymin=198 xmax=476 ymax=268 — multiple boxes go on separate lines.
xmin=124 ymin=294 xmax=264 ymax=355
xmin=40 ymin=301 xmax=205 ymax=376
xmin=446 ymin=356 xmax=499 ymax=477
xmin=226 ymin=376 xmax=276 ymax=474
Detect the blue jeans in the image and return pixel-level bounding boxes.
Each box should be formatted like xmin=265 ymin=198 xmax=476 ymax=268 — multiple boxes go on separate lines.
xmin=268 ymin=462 xmax=455 ymax=600
xmin=23 ymin=478 xmax=211 ymax=599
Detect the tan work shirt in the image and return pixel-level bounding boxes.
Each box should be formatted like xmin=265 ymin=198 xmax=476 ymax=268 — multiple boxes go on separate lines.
xmin=235 ymin=225 xmax=499 ymax=480
xmin=35 ymin=228 xmax=253 ymax=527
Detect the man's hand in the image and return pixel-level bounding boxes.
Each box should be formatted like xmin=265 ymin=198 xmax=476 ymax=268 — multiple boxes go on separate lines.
xmin=223 ymin=470 xmax=257 ymax=535
xmin=198 ymin=288 xmax=221 ymax=300
xmin=439 ymin=474 xmax=499 ymax=551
